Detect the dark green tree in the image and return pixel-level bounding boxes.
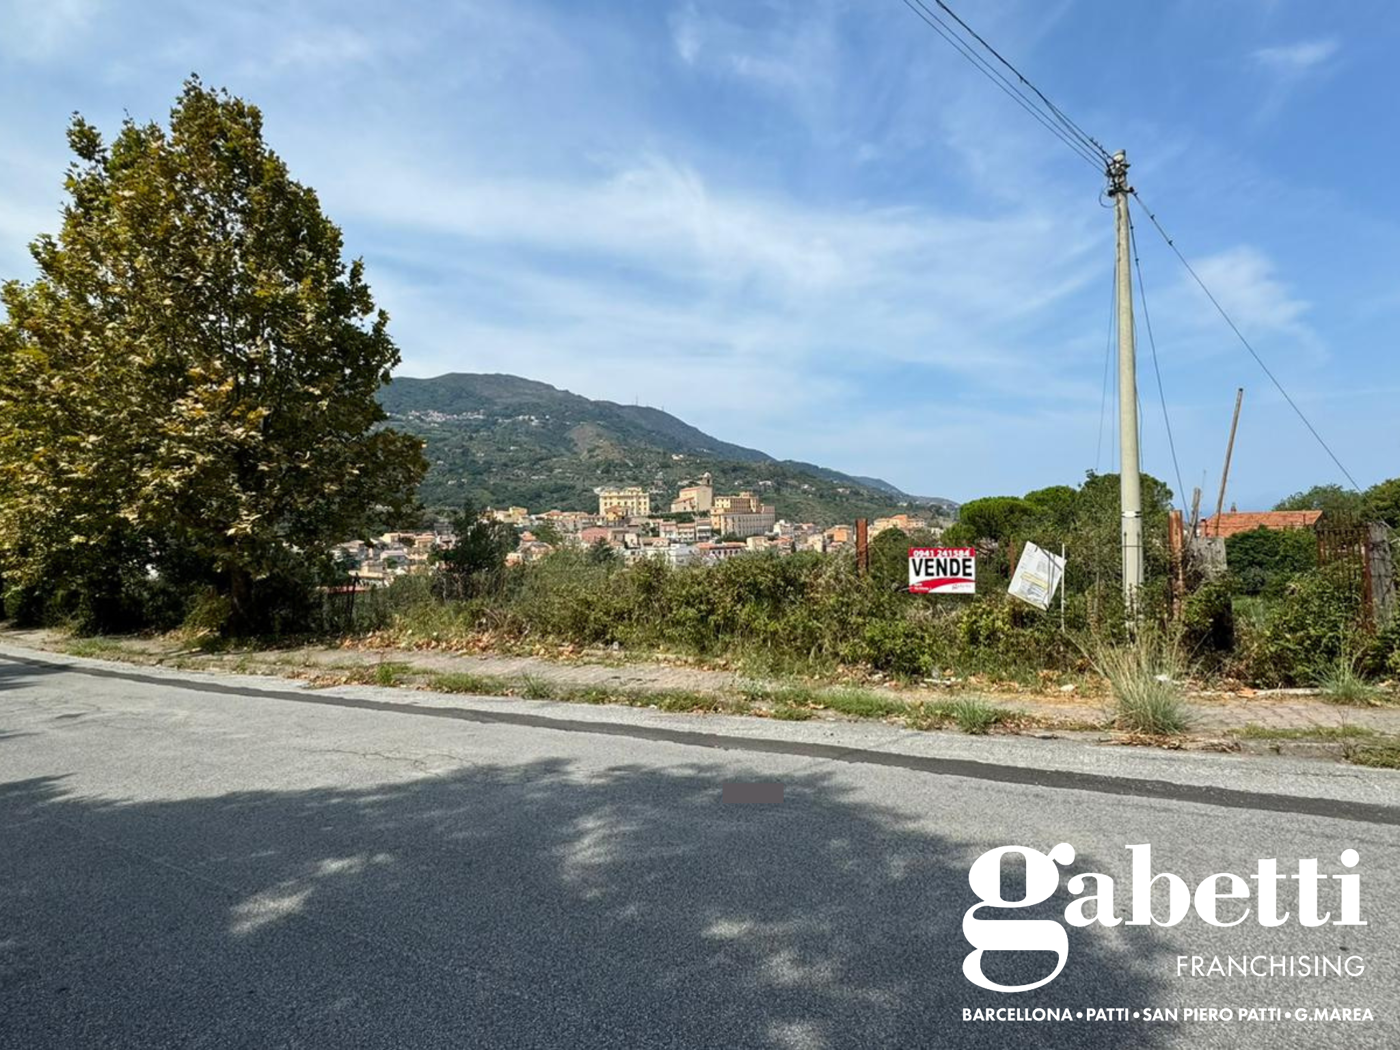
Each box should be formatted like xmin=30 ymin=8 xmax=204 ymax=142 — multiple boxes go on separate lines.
xmin=1274 ymin=484 xmax=1364 ymax=517
xmin=433 ymin=502 xmax=517 ymax=598
xmin=586 ymin=538 xmax=621 ymax=566
xmin=0 ymin=78 xmax=425 ymax=632
xmin=1224 ymin=526 xmax=1317 ymax=595
xmin=530 ymin=520 xmax=564 ymax=546
xmin=1363 ymin=477 xmax=1400 ymax=528
xmin=950 ymin=496 xmax=1034 ymax=544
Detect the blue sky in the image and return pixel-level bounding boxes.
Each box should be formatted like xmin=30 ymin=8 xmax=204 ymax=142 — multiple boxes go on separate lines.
xmin=2 ymin=0 xmax=1397 ymax=506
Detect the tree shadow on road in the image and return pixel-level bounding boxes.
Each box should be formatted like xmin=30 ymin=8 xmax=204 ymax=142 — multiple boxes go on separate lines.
xmin=0 ymin=658 xmax=65 ymax=695
xmin=1 ymin=760 xmax=1179 ymax=1049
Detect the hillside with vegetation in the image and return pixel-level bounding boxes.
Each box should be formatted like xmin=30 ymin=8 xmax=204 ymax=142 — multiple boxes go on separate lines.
xmin=379 ymin=373 xmax=957 ymax=523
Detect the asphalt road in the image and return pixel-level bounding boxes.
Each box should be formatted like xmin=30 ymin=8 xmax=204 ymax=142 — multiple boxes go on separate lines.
xmin=2 ymin=650 xmax=1398 ymax=1050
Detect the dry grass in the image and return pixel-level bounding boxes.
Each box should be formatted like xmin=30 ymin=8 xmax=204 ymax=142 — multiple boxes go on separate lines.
xmin=1089 ymin=633 xmax=1192 ymax=736
xmin=1317 ymin=655 xmax=1386 ymax=707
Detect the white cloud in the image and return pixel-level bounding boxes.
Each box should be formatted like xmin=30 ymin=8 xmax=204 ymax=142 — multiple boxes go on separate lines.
xmin=0 ymin=0 xmax=99 ymax=60
xmin=1189 ymin=247 xmax=1308 ymax=334
xmin=670 ymin=3 xmax=703 ymax=65
xmin=328 ymin=142 xmax=1110 ymax=486
xmin=1252 ymin=38 xmax=1339 ymax=74
xmin=664 ymin=1 xmax=840 ymax=130
xmin=331 ymin=152 xmax=1102 ymax=366
xmin=1152 ymin=244 xmax=1321 ymax=368
xmin=265 ymin=26 xmax=377 ymax=70
xmin=1247 ymin=37 xmax=1341 ymax=123
xmin=4 ymin=0 xmax=1378 ymax=500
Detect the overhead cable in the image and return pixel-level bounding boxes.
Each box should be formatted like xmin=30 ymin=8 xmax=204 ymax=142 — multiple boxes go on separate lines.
xmin=1131 ymin=190 xmax=1363 ymax=493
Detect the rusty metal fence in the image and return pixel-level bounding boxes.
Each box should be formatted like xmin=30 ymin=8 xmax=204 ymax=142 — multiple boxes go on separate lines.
xmin=1316 ymin=520 xmax=1397 ymax=630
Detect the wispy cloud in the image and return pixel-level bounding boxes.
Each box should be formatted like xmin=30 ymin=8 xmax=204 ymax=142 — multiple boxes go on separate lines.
xmin=1141 ymin=244 xmax=1322 ymax=371
xmin=1 ymin=0 xmax=1390 ymax=499
xmin=1248 ymin=37 xmax=1340 ymax=124
xmin=328 ymin=150 xmax=1104 ymax=401
xmin=0 ymin=0 xmax=99 ymax=60
xmin=1252 ymin=38 xmax=1339 ymax=74
xmin=1189 ymin=247 xmax=1311 ymax=337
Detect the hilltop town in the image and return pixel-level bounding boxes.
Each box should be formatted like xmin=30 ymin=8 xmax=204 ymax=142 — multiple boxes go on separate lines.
xmin=334 ymin=472 xmax=945 ymax=583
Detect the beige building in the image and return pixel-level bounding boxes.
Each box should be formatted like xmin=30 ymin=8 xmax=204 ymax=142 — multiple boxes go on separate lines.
xmin=598 ymin=486 xmax=651 ymax=520
xmin=660 ymin=518 xmax=714 ymax=544
xmin=670 ymin=472 xmax=714 ymax=514
xmin=713 ymin=491 xmax=763 ymax=515
xmin=824 ymin=524 xmax=852 ymax=548
xmin=871 ymin=514 xmax=928 ymax=537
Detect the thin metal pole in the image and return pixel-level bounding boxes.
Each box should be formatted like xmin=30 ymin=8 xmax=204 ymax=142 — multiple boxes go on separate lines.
xmin=1060 ymin=543 xmax=1066 ymax=632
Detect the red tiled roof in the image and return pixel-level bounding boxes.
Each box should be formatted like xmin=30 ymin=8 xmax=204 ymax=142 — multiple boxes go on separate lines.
xmin=1197 ymin=510 xmax=1322 ymax=538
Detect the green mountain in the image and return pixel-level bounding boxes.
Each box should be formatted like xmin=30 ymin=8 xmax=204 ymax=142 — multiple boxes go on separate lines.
xmin=379 ymin=373 xmax=957 ymax=525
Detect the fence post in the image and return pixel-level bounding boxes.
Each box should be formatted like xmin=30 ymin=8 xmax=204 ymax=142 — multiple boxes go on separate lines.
xmin=1168 ymin=510 xmax=1185 ymax=617
xmin=1366 ymin=524 xmax=1395 ymax=629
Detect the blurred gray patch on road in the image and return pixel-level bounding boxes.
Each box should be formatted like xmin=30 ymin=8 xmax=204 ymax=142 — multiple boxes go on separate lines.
xmin=723 ymin=782 xmax=783 ymax=803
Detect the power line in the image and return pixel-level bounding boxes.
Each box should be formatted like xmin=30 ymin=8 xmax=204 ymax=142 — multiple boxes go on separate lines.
xmin=897 ymin=0 xmax=1358 ymax=497
xmin=1127 ymin=202 xmax=1186 ymax=508
xmin=922 ymin=0 xmax=1112 ymax=164
xmin=898 ymin=0 xmax=1104 ymax=170
xmin=901 ymin=0 xmax=1101 ymax=168
xmin=1130 ymin=190 xmax=1363 ymax=494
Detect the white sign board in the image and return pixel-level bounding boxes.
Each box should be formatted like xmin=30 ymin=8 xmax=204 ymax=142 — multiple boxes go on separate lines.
xmin=909 ymin=547 xmax=976 ymax=595
xmin=1008 ymin=542 xmax=1066 ymax=611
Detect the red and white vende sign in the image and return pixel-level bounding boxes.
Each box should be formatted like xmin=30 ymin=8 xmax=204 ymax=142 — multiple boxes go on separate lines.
xmin=909 ymin=547 xmax=976 ymax=595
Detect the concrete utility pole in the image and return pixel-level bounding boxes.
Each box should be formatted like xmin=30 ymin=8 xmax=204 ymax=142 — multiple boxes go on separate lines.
xmin=1213 ymin=387 xmax=1244 ymax=537
xmin=1108 ymin=151 xmax=1143 ymax=609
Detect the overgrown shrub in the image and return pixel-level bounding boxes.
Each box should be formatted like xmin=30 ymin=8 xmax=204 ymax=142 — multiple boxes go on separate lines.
xmin=1233 ymin=564 xmax=1366 ymax=686
xmin=1180 ymin=576 xmax=1235 ymax=659
xmin=377 ymin=543 xmax=1093 ymax=684
xmin=1225 ymin=527 xmax=1317 ymax=596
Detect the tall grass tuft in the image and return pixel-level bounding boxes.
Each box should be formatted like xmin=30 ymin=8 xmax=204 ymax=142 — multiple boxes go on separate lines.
xmin=1317 ymin=654 xmax=1383 ymax=706
xmin=518 ymin=674 xmax=555 ymax=700
xmin=949 ymin=697 xmax=1004 ymax=735
xmin=1091 ymin=632 xmax=1191 ymax=736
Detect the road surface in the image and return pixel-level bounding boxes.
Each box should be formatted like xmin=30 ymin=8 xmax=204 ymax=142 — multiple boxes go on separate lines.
xmin=2 ymin=648 xmax=1397 ymax=1049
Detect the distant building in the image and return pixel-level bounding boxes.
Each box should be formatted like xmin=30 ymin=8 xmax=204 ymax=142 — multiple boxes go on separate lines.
xmin=489 ymin=506 xmax=529 ymax=525
xmin=713 ymin=492 xmax=763 ymax=515
xmin=696 ymin=541 xmax=748 ymax=562
xmin=599 ymin=486 xmax=651 ymax=520
xmin=712 ymin=507 xmax=776 ymax=539
xmin=709 ymin=491 xmax=775 ymax=538
xmin=540 ymin=510 xmax=596 ymax=534
xmin=580 ymin=525 xmax=640 ymax=548
xmin=823 ymin=524 xmax=852 ymax=548
xmin=746 ymin=535 xmax=793 ymax=554
xmin=624 ymin=543 xmax=697 ymax=567
xmin=670 ymin=472 xmax=714 ymax=514
xmin=872 ymin=514 xmax=928 ymax=536
xmin=660 ymin=519 xmax=712 ymax=544
xmin=507 ymin=540 xmax=554 ymax=566
xmin=1196 ymin=510 xmax=1323 ymax=539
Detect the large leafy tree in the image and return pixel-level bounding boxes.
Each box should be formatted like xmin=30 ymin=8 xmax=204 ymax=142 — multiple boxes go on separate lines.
xmin=1363 ymin=477 xmax=1400 ymax=528
xmin=0 ymin=79 xmax=425 ymax=632
xmin=1274 ymin=484 xmax=1365 ymax=517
